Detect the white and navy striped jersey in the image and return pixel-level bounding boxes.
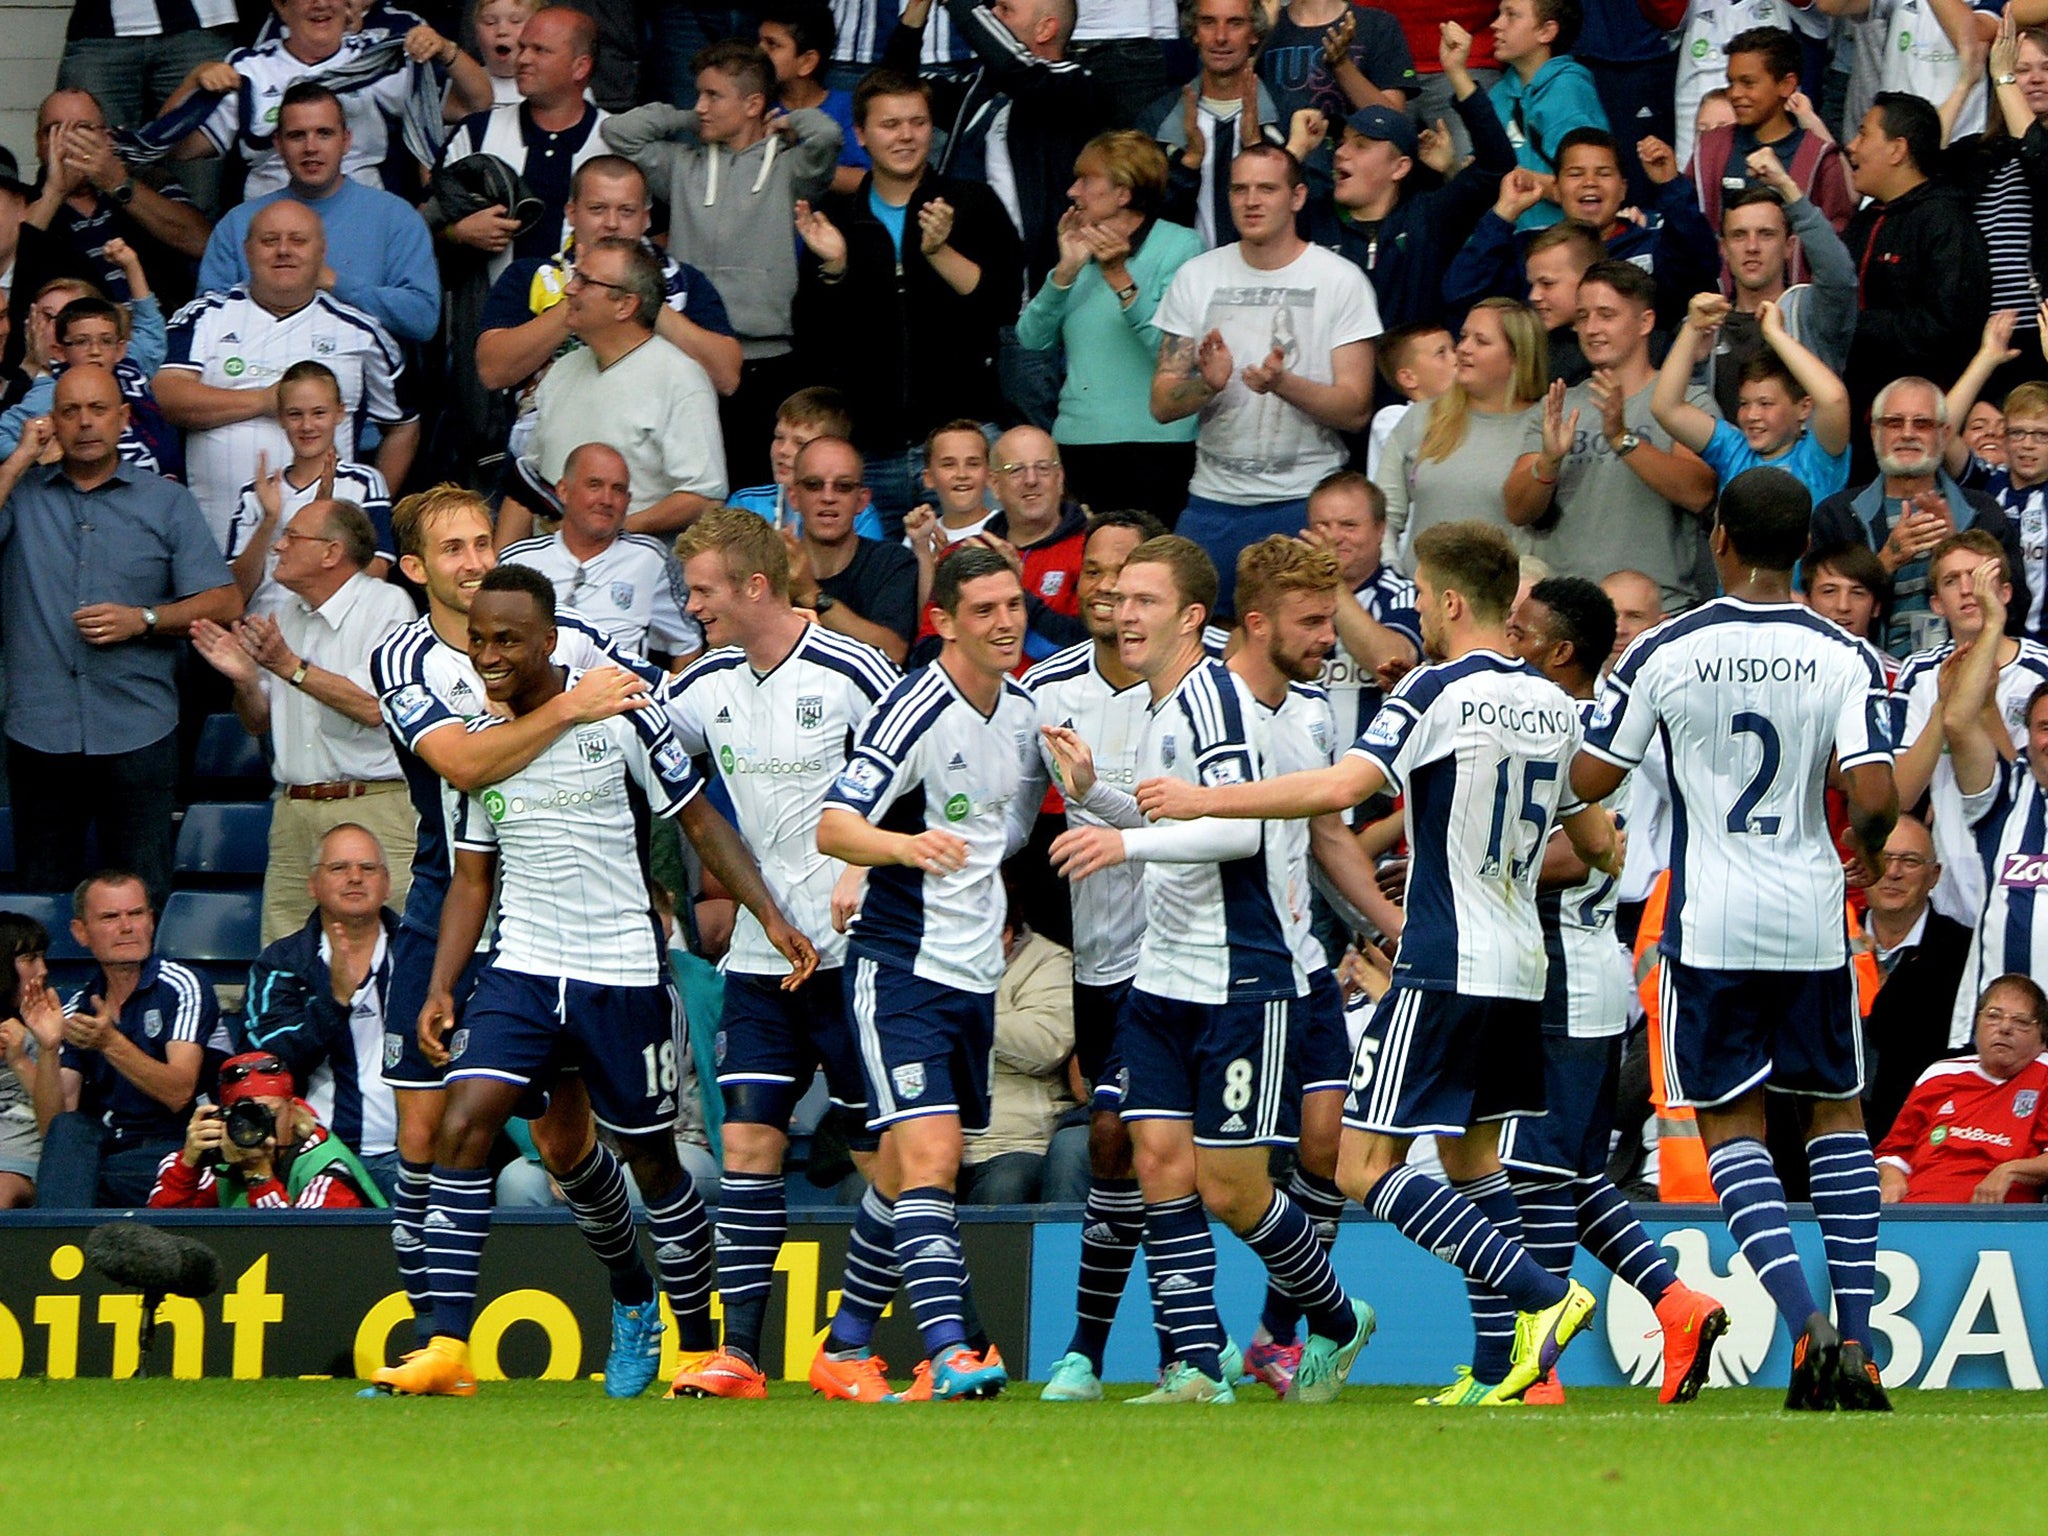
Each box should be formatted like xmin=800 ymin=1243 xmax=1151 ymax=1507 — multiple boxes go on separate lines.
xmin=1541 ymin=698 xmax=1632 ymax=1038
xmin=668 ymin=626 xmax=898 ymax=975
xmin=1320 ymin=567 xmax=1422 ymax=749
xmin=1954 ymin=757 xmax=2048 ymax=1047
xmin=371 ymin=608 xmax=669 ymax=943
xmin=1896 ymin=639 xmax=2048 ymax=927
xmin=199 ymin=36 xmax=416 ymax=196
xmin=227 ymin=459 xmax=391 ymax=616
xmin=452 ymin=680 xmax=702 ymax=986
xmin=1021 ymin=642 xmax=1152 ymax=986
xmin=824 ymin=664 xmax=1040 ymax=994
xmin=1266 ymin=681 xmax=1340 ymax=981
xmin=500 ymin=531 xmax=702 ymax=658
xmin=1131 ymin=659 xmax=1307 ymax=1006
xmin=1351 ymin=650 xmax=1585 ymax=1000
xmin=162 ymin=288 xmax=408 ymax=547
xmin=1584 ymin=598 xmax=1893 ymax=971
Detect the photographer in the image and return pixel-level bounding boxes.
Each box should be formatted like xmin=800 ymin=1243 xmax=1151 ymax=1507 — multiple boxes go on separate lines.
xmin=148 ymin=1052 xmax=386 ymax=1209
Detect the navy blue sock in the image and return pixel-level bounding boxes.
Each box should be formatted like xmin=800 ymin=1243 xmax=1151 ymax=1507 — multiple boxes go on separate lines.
xmin=1241 ymin=1189 xmax=1354 ymax=1344
xmin=556 ymin=1142 xmax=653 ymax=1307
xmin=1806 ymin=1132 xmax=1881 ymax=1343
xmin=1573 ymin=1173 xmax=1677 ymax=1305
xmin=1259 ymin=1167 xmax=1343 ymax=1343
xmin=894 ymin=1186 xmax=970 ymax=1358
xmin=1142 ymin=1193 xmax=1223 ymax=1381
xmin=826 ymin=1185 xmax=898 ymax=1354
xmin=424 ymin=1165 xmax=493 ymax=1342
xmin=1067 ymin=1178 xmax=1144 ymax=1374
xmin=1707 ymin=1137 xmax=1817 ymax=1329
xmin=1450 ymin=1170 xmax=1526 ymax=1385
xmin=392 ymin=1158 xmax=434 ymax=1344
xmin=645 ymin=1177 xmax=715 ymax=1352
xmin=715 ymin=1172 xmax=785 ymax=1364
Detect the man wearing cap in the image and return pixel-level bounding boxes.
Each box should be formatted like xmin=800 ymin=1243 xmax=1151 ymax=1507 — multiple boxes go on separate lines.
xmin=148 ymin=1049 xmax=387 ymax=1208
xmin=1304 ymin=23 xmax=1515 ymax=333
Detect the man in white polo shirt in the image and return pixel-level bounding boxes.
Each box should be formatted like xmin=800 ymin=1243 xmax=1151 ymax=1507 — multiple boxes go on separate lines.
xmin=156 ymin=199 xmax=416 ymax=551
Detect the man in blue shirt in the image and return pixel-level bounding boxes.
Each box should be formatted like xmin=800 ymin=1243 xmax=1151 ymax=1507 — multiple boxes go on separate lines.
xmin=195 ymin=83 xmax=440 ymax=344
xmin=31 ymin=870 xmax=220 ymax=1208
xmin=0 ymin=368 xmax=240 ymax=903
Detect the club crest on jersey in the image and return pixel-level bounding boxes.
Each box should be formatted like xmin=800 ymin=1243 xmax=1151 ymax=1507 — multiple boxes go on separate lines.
xmin=314 ymin=335 xmax=336 ymax=356
xmin=142 ymin=1008 xmax=163 ymax=1039
xmin=796 ymin=694 xmax=823 ymax=729
xmin=389 ymin=684 xmax=433 ymax=728
xmin=714 ymin=1029 xmax=727 ymax=1065
xmin=2018 ymin=1089 xmax=2040 ymax=1117
xmin=384 ymin=1032 xmax=403 ymax=1069
xmin=449 ymin=1029 xmax=470 ymax=1059
xmin=892 ymin=1063 xmax=925 ymax=1099
xmin=1160 ymin=734 xmax=1176 ymax=766
xmin=609 ymin=581 xmax=635 ymax=609
xmin=1310 ymin=718 xmax=1330 ymax=753
xmin=575 ymin=727 xmax=613 ymax=765
xmin=1039 ymin=570 xmax=1066 ymax=598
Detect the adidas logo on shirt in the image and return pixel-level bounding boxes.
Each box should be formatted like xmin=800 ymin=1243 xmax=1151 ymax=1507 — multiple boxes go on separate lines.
xmin=715 ymin=707 xmax=732 ymax=723
xmin=947 ymin=752 xmax=969 ymax=772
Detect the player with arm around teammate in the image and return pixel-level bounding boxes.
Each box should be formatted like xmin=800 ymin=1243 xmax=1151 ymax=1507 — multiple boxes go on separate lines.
xmin=1571 ymin=467 xmax=1899 ymax=1412
xmin=1137 ymin=522 xmax=1620 ymax=1405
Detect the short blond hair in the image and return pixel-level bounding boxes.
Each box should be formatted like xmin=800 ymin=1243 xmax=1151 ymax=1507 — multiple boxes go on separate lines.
xmin=1234 ymin=535 xmax=1340 ymax=625
xmin=673 ymin=506 xmax=791 ymax=600
xmin=392 ymin=484 xmax=492 ymax=561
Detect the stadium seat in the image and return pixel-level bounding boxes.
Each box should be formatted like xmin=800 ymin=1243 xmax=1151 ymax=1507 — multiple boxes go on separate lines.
xmin=191 ymin=715 xmax=273 ymax=801
xmin=156 ymin=890 xmax=264 ymax=988
xmin=0 ymin=806 xmax=14 ymax=877
xmin=174 ymin=803 xmax=274 ymax=884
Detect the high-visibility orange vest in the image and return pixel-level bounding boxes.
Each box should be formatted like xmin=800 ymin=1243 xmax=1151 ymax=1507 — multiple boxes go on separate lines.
xmin=1635 ymin=873 xmax=1883 ymax=1204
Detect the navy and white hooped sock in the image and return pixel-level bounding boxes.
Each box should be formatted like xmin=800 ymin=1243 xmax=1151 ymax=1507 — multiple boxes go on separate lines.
xmin=1573 ymin=1173 xmax=1677 ymax=1305
xmin=1707 ymin=1137 xmax=1818 ymax=1329
xmin=424 ymin=1164 xmax=494 ymax=1341
xmin=1142 ymin=1193 xmax=1224 ymax=1381
xmin=1259 ymin=1167 xmax=1344 ymax=1342
xmin=826 ymin=1185 xmax=898 ymax=1354
xmin=392 ymin=1157 xmax=434 ymax=1343
xmin=645 ymin=1177 xmax=716 ymax=1352
xmin=894 ymin=1185 xmax=971 ymax=1358
xmin=556 ymin=1142 xmax=653 ymax=1307
xmin=714 ymin=1172 xmax=786 ymax=1364
xmin=1509 ymin=1175 xmax=1579 ymax=1284
xmin=1450 ymin=1170 xmax=1529 ymax=1385
xmin=1067 ymin=1177 xmax=1144 ymax=1373
xmin=1806 ymin=1131 xmax=1881 ymax=1342
xmin=1368 ymin=1166 xmax=1568 ymax=1318
xmin=1241 ymin=1189 xmax=1354 ymax=1344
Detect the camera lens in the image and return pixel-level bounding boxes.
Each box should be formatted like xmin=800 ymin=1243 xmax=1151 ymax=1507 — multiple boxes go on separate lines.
xmin=224 ymin=1100 xmax=275 ymax=1149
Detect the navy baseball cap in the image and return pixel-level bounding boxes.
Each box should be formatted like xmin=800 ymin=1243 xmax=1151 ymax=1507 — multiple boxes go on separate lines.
xmin=1343 ymin=106 xmax=1419 ymax=159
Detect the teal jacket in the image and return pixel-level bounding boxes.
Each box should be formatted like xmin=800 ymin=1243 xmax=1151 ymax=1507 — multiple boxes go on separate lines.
xmin=1489 ymin=56 xmax=1609 ymax=231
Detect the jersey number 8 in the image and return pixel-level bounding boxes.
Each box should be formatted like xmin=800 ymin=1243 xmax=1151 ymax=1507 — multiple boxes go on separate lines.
xmin=1222 ymin=1058 xmax=1256 ymax=1112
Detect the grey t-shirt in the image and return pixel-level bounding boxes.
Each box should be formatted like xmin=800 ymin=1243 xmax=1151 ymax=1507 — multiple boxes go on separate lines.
xmin=1523 ymin=378 xmax=1720 ymax=611
xmin=1378 ymin=400 xmax=1543 ymax=569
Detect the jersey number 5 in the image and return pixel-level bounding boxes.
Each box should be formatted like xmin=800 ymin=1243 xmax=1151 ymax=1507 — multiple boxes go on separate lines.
xmin=1726 ymin=711 xmax=1783 ymax=836
xmin=1481 ymin=757 xmax=1558 ymax=880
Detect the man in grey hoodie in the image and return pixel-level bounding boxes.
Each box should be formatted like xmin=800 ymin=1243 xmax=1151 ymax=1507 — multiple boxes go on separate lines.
xmin=602 ymin=40 xmax=840 ymax=483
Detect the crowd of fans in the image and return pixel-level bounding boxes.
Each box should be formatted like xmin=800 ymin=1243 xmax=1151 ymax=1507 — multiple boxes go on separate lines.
xmin=2 ymin=0 xmax=2048 ymax=1214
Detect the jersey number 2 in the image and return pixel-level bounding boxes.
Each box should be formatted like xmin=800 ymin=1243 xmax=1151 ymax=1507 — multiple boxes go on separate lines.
xmin=1482 ymin=757 xmax=1557 ymax=879
xmin=1725 ymin=711 xmax=1783 ymax=836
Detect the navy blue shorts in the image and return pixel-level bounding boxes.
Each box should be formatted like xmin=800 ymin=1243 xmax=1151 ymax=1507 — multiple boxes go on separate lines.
xmin=1294 ymin=967 xmax=1351 ymax=1094
xmin=716 ymin=967 xmax=868 ymax=1122
xmin=1118 ymin=987 xmax=1300 ymax=1148
xmin=1343 ymin=984 xmax=1545 ymax=1137
xmin=845 ymin=954 xmax=995 ymax=1133
xmin=1660 ymin=960 xmax=1862 ymax=1110
xmin=1075 ymin=977 xmax=1132 ymax=1115
xmin=448 ymin=966 xmax=683 ymax=1136
xmin=382 ymin=922 xmax=487 ymax=1090
xmin=1499 ymin=1032 xmax=1622 ymax=1179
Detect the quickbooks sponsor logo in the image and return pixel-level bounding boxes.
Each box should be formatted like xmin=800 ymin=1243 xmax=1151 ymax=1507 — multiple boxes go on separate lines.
xmin=722 ymin=750 xmax=827 ymax=776
xmin=490 ymin=782 xmax=619 ymax=819
xmin=945 ymin=793 xmax=970 ymax=822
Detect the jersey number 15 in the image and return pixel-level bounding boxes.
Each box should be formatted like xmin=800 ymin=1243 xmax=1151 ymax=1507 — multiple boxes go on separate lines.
xmin=1481 ymin=757 xmax=1557 ymax=881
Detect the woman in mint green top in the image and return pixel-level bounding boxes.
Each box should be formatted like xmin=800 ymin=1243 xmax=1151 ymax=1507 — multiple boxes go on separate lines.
xmin=1016 ymin=129 xmax=1203 ymax=528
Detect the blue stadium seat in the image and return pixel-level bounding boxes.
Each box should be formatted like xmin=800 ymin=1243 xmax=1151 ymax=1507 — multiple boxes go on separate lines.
xmin=0 ymin=891 xmax=91 ymax=989
xmin=191 ymin=715 xmax=272 ymax=801
xmin=0 ymin=807 xmax=14 ymax=877
xmin=174 ymin=803 xmax=273 ymax=883
xmin=156 ymin=890 xmax=264 ymax=987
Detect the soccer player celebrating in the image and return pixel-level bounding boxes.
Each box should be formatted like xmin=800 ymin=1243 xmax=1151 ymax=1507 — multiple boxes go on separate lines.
xmin=1502 ymin=576 xmax=1729 ymax=1406
xmin=1137 ymin=523 xmax=1618 ymax=1405
xmin=663 ymin=508 xmax=899 ymax=1399
xmin=372 ymin=566 xmax=817 ymax=1397
xmin=1048 ymin=536 xmax=1377 ymax=1407
xmin=811 ymin=545 xmax=1040 ymax=1403
xmin=1572 ymin=467 xmax=1898 ymax=1411
xmin=372 ymin=485 xmax=698 ymax=1396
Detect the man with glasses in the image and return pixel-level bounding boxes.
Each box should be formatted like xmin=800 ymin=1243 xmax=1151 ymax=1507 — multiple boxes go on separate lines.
xmin=1861 ymin=815 xmax=1974 ymax=1142
xmin=506 ymin=236 xmax=728 ymax=540
xmin=981 ymin=425 xmax=1087 ymax=669
xmin=189 ymin=497 xmax=418 ymax=944
xmin=502 ymin=441 xmax=702 ymax=666
xmin=783 ymin=435 xmax=919 ymax=664
xmin=1811 ymin=376 xmax=2023 ymax=658
xmin=1876 ymin=974 xmax=2048 ymax=1204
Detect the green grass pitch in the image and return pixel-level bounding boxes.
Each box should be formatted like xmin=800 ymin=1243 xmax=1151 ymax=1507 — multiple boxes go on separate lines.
xmin=1 ymin=1379 xmax=2039 ymax=1534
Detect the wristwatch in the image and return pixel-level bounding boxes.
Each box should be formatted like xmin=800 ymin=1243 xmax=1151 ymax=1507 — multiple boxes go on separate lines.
xmin=140 ymin=605 xmax=159 ymax=633
xmin=1613 ymin=431 xmax=1643 ymax=458
xmin=1999 ymin=72 xmax=2020 ymax=86
xmin=110 ymin=177 xmax=135 ymax=207
xmin=289 ymin=660 xmax=311 ymax=688
xmin=811 ymin=591 xmax=837 ymax=616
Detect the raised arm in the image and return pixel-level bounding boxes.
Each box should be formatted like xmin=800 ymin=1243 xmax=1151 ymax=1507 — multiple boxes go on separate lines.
xmin=1941 ymin=564 xmax=2010 ymax=798
xmin=1651 ymin=299 xmax=1722 ymax=453
xmin=1945 ymin=311 xmax=2021 ymax=476
xmin=1761 ymin=297 xmax=1851 ymax=456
